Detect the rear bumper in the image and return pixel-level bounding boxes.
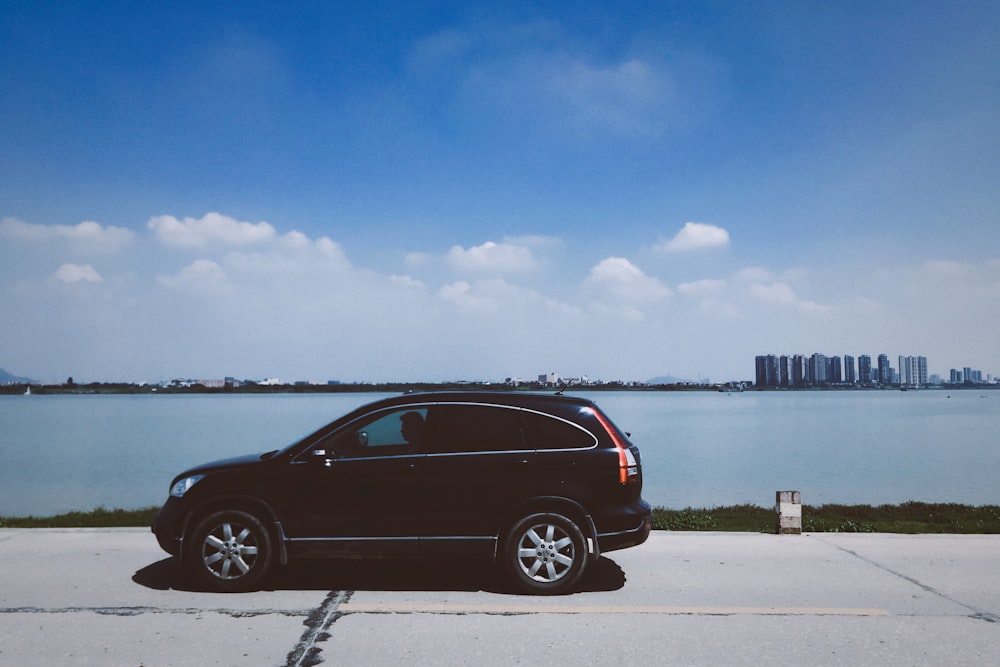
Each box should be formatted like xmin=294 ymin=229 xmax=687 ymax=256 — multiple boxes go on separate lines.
xmin=595 ymin=499 xmax=652 ymax=553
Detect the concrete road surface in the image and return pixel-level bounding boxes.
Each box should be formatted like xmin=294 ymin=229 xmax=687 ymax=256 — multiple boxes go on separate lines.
xmin=1 ymin=528 xmax=998 ymax=666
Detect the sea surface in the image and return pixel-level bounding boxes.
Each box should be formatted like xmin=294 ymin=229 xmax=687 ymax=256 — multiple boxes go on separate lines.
xmin=1 ymin=390 xmax=998 ymax=517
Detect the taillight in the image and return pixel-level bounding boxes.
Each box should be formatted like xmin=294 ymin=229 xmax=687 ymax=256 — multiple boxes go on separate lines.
xmin=620 ymin=446 xmax=639 ymax=484
xmin=589 ymin=407 xmax=639 ymax=485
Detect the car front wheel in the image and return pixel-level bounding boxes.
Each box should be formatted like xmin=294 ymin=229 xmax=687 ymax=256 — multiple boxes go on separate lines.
xmin=503 ymin=512 xmax=588 ymax=595
xmin=186 ymin=510 xmax=274 ymax=592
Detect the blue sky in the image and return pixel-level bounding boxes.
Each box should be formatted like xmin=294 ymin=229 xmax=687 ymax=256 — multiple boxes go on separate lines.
xmin=2 ymin=1 xmax=999 ymax=383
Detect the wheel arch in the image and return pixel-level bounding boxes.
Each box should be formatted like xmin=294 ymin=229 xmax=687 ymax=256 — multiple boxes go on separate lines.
xmin=179 ymin=495 xmax=287 ymax=566
xmin=497 ymin=496 xmax=600 ymax=561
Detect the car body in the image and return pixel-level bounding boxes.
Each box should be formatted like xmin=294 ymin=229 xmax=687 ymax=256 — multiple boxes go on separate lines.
xmin=152 ymin=391 xmax=651 ymax=594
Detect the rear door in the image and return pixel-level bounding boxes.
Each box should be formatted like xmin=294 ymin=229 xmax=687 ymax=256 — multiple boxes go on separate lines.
xmin=416 ymin=403 xmax=536 ymax=551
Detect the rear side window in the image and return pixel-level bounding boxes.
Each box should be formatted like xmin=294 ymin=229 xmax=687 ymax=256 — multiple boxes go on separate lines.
xmin=425 ymin=404 xmax=529 ymax=453
xmin=523 ymin=410 xmax=597 ymax=450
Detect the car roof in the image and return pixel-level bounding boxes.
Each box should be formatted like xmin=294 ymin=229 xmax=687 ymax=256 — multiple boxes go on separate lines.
xmin=368 ymin=390 xmax=597 ymax=410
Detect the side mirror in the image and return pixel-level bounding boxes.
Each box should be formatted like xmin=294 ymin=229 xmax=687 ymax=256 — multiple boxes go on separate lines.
xmin=356 ymin=431 xmax=368 ymax=447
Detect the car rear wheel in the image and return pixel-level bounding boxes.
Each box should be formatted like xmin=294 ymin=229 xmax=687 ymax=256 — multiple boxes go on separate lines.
xmin=503 ymin=512 xmax=588 ymax=595
xmin=187 ymin=510 xmax=273 ymax=592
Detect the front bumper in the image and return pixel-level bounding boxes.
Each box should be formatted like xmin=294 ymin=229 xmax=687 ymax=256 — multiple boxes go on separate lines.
xmin=151 ymin=498 xmax=184 ymax=557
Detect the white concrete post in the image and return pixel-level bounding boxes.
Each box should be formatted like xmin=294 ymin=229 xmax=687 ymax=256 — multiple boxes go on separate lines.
xmin=776 ymin=490 xmax=802 ymax=534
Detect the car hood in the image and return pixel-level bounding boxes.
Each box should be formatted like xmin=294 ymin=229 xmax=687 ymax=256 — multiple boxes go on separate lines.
xmin=173 ymin=451 xmax=274 ymax=480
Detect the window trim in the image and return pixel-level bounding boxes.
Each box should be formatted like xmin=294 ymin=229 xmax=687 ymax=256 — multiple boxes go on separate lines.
xmin=296 ymin=400 xmax=601 ymax=462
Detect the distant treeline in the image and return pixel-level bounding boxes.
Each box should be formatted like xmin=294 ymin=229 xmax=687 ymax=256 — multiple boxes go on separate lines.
xmin=6 ymin=381 xmax=999 ymax=396
xmin=1 ymin=381 xmax=731 ymax=395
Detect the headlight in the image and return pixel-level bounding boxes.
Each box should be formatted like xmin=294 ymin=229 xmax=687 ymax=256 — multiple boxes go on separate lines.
xmin=169 ymin=474 xmax=205 ymax=498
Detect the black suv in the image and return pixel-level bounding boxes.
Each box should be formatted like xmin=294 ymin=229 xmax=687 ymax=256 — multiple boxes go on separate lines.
xmin=152 ymin=391 xmax=651 ymax=594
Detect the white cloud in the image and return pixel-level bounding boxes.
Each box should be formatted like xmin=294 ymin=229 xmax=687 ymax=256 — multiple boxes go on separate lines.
xmin=545 ymin=58 xmax=672 ymax=137
xmin=677 ymin=278 xmax=727 ymax=296
xmin=405 ymin=252 xmax=432 ymax=268
xmin=407 ymin=29 xmax=476 ymax=76
xmin=924 ymin=259 xmax=969 ymax=275
xmin=585 ymin=257 xmax=672 ymax=303
xmin=502 ymin=234 xmax=562 ymax=248
xmin=680 ymin=273 xmax=823 ymax=320
xmin=52 ymin=263 xmax=102 ymax=283
xmin=433 ymin=24 xmax=678 ymax=139
xmin=148 ymin=212 xmax=276 ymax=247
xmin=657 ymin=222 xmax=730 ymax=252
xmin=223 ymin=234 xmax=350 ymax=275
xmin=389 ymin=274 xmax=425 ymax=289
xmin=747 ymin=281 xmax=798 ymax=305
xmin=437 ymin=277 xmax=577 ymax=316
xmin=734 ymin=267 xmax=776 ymax=283
xmin=1 ymin=217 xmax=133 ymax=253
xmin=439 ymin=279 xmax=538 ymax=313
xmin=743 ymin=279 xmax=829 ymax=314
xmin=157 ymin=259 xmax=231 ymax=295
xmin=6 ymin=206 xmax=997 ymax=384
xmin=447 ymin=241 xmax=538 ymax=273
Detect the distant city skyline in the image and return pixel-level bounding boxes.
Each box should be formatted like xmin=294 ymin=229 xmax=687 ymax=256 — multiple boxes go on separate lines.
xmin=755 ymin=353 xmax=994 ymax=388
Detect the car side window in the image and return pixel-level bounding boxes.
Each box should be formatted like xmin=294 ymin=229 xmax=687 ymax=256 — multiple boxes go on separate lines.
xmin=326 ymin=407 xmax=428 ymax=457
xmin=523 ymin=410 xmax=597 ymax=450
xmin=424 ymin=404 xmax=529 ymax=453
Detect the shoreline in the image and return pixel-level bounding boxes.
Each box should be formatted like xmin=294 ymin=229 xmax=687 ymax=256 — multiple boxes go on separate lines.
xmin=5 ymin=379 xmax=1000 ymax=396
xmin=3 ymin=502 xmax=999 ymax=534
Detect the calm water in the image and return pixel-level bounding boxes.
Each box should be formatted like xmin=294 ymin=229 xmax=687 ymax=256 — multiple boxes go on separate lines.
xmin=1 ymin=390 xmax=998 ymax=516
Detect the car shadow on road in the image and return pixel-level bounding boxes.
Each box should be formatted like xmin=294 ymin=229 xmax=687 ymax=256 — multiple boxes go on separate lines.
xmin=132 ymin=555 xmax=626 ymax=595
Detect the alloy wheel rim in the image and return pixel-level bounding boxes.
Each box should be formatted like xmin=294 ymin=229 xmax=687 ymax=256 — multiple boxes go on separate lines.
xmin=515 ymin=522 xmax=575 ymax=583
xmin=201 ymin=521 xmax=259 ymax=580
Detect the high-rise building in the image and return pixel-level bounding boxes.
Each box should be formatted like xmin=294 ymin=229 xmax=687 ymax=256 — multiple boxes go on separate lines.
xmin=828 ymin=356 xmax=842 ymax=383
xmin=791 ymin=355 xmax=805 ymax=387
xmin=779 ymin=355 xmax=791 ymax=387
xmin=877 ymin=354 xmax=891 ymax=385
xmin=844 ymin=355 xmax=856 ymax=384
xmin=755 ymin=356 xmax=766 ymax=386
xmin=811 ymin=353 xmax=827 ymax=385
xmin=898 ymin=355 xmax=928 ymax=387
xmin=858 ymin=355 xmax=872 ymax=384
xmin=755 ymin=355 xmax=782 ymax=387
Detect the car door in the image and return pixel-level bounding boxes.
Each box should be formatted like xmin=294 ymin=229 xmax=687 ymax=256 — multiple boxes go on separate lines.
xmin=278 ymin=406 xmax=428 ymax=556
xmin=415 ymin=403 xmax=536 ymax=553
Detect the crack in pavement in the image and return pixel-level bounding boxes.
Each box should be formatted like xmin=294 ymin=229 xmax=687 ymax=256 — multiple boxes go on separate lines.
xmin=333 ymin=602 xmax=890 ymax=616
xmin=811 ymin=535 xmax=999 ymax=623
xmin=2 ymin=592 xmax=358 ymax=666
xmin=284 ymin=590 xmax=353 ymax=667
xmin=0 ymin=605 xmax=313 ymax=618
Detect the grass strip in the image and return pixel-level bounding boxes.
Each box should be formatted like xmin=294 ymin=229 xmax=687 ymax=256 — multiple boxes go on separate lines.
xmin=652 ymin=502 xmax=1000 ymax=533
xmin=3 ymin=502 xmax=1000 ymax=533
xmin=0 ymin=506 xmax=160 ymax=528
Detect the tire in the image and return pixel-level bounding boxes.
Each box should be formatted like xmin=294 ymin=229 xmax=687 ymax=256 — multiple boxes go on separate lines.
xmin=503 ymin=512 xmax=588 ymax=595
xmin=186 ymin=510 xmax=274 ymax=592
